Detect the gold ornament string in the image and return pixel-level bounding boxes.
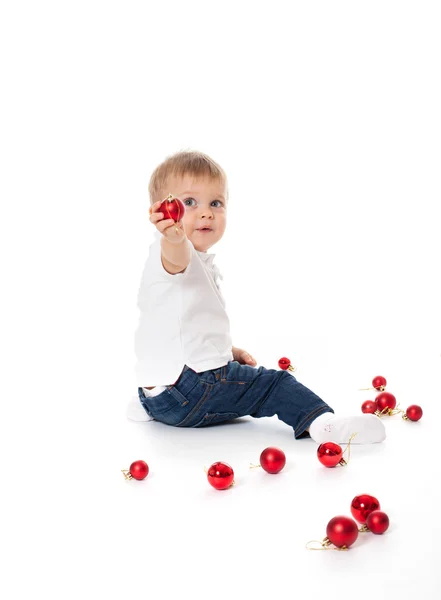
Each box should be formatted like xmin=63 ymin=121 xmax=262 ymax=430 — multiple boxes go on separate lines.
xmin=341 ymin=432 xmax=357 ymax=465
xmin=305 ymin=538 xmax=349 ymax=551
xmin=165 ymin=193 xmax=180 ymax=235
xmin=389 ymin=403 xmax=404 ymax=416
xmin=375 ymin=403 xmax=403 ymax=418
xmin=358 ymin=385 xmax=385 ymax=392
xmin=375 ymin=406 xmax=390 ymax=418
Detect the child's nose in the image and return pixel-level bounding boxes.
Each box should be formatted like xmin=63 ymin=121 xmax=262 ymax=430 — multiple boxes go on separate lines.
xmin=199 ymin=207 xmax=214 ymax=217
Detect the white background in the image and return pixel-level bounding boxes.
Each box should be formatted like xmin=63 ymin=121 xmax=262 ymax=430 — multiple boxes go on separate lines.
xmin=1 ymin=1 xmax=440 ymax=599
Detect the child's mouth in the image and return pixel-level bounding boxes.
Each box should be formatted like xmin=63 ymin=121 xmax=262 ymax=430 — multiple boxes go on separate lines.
xmin=197 ymin=228 xmax=213 ymax=232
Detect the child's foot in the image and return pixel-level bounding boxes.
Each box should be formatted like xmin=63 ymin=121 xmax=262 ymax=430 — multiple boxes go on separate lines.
xmin=127 ymin=396 xmax=153 ymax=422
xmin=308 ymin=412 xmax=386 ymax=444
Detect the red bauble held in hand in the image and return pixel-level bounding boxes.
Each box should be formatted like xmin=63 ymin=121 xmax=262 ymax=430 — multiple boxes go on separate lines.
xmin=375 ymin=392 xmax=397 ymax=415
xmin=317 ymin=442 xmax=345 ymax=467
xmin=350 ymin=494 xmax=380 ymax=523
xmin=361 ymin=400 xmax=377 ymax=414
xmin=366 ymin=510 xmax=390 ymax=534
xmin=159 ymin=194 xmax=186 ymax=222
xmin=325 ymin=516 xmax=359 ymax=548
xmin=259 ymin=447 xmax=286 ymax=474
xmin=207 ymin=461 xmax=234 ymax=490
xmin=404 ymin=404 xmax=423 ymax=421
xmin=121 ymin=460 xmax=149 ymax=481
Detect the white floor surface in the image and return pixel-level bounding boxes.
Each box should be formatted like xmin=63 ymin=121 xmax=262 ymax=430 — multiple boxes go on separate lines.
xmin=5 ymin=338 xmax=440 ymax=600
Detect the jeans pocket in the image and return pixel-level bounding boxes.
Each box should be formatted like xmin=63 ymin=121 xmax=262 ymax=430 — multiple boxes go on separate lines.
xmin=223 ymin=361 xmax=256 ymax=385
xmin=192 ymin=411 xmax=240 ymax=428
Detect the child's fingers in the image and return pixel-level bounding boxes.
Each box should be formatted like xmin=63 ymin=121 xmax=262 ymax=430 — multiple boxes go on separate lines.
xmin=149 ymin=201 xmax=162 ymax=215
xmin=162 ymin=221 xmax=186 ymax=241
xmin=150 ymin=212 xmax=180 ymax=225
xmin=158 ymin=219 xmax=177 ymax=233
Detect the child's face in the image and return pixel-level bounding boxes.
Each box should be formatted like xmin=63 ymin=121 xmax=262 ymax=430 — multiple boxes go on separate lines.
xmin=163 ymin=174 xmax=228 ymax=252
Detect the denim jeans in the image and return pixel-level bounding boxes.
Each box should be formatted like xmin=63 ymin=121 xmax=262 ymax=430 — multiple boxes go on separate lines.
xmin=138 ymin=361 xmax=334 ymax=439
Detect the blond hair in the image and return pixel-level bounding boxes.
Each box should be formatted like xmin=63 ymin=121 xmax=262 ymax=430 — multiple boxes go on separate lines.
xmin=148 ymin=150 xmax=228 ymax=205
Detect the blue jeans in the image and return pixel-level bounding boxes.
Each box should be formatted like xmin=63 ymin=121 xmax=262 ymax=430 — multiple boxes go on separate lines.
xmin=138 ymin=361 xmax=334 ymax=439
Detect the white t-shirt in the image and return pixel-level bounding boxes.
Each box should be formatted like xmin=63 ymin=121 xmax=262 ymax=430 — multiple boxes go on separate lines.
xmin=134 ymin=230 xmax=234 ymax=387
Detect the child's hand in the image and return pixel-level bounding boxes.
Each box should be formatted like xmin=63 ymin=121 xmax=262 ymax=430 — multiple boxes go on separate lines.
xmin=149 ymin=200 xmax=187 ymax=244
xmin=232 ymin=347 xmax=257 ymax=367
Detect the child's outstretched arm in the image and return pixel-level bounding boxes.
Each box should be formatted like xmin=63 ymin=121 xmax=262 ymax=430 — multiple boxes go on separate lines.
xmin=149 ymin=200 xmax=191 ymax=275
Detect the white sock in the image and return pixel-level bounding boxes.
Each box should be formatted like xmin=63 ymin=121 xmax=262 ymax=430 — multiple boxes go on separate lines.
xmin=142 ymin=386 xmax=167 ymax=397
xmin=308 ymin=412 xmax=386 ymax=444
xmin=127 ymin=396 xmax=152 ymax=422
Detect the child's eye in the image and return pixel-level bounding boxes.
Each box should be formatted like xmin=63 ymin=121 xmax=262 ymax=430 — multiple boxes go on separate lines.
xmin=183 ymin=198 xmax=223 ymax=207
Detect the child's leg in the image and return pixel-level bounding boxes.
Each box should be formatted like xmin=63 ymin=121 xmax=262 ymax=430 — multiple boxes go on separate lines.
xmin=247 ymin=369 xmax=335 ymax=439
xmin=142 ymin=361 xmax=386 ymax=444
xmin=243 ymin=368 xmax=385 ymax=443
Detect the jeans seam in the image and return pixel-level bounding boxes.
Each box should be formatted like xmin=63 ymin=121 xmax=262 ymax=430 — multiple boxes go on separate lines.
xmin=296 ymin=406 xmax=332 ymax=436
xmin=176 ymin=383 xmax=212 ymax=427
xmin=198 ymin=410 xmax=240 ymax=426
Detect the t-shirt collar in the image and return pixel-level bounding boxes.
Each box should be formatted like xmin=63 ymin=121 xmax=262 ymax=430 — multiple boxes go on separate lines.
xmin=196 ymin=249 xmax=216 ymax=265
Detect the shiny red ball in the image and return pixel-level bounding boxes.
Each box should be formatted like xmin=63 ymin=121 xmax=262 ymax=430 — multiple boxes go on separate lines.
xmin=317 ymin=442 xmax=344 ymax=468
xmin=366 ymin=510 xmax=390 ymax=534
xmin=278 ymin=357 xmax=291 ymax=370
xmin=375 ymin=391 xmax=397 ymax=413
xmin=259 ymin=447 xmax=286 ymax=474
xmin=158 ymin=196 xmax=186 ymax=222
xmin=326 ymin=516 xmax=359 ymax=548
xmin=129 ymin=460 xmax=149 ymax=480
xmin=207 ymin=461 xmax=234 ymax=490
xmin=406 ymin=404 xmax=423 ymax=421
xmin=361 ymin=400 xmax=377 ymax=414
xmin=350 ymin=494 xmax=380 ymax=523
xmin=372 ymin=375 xmax=387 ymax=391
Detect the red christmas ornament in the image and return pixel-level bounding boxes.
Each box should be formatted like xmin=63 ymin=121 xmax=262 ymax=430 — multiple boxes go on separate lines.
xmin=359 ymin=375 xmax=387 ymax=392
xmin=361 ymin=400 xmax=377 ymax=414
xmin=278 ymin=356 xmax=296 ymax=373
xmin=121 ymin=459 xmax=149 ymax=481
xmin=350 ymin=494 xmax=380 ymax=523
xmin=259 ymin=447 xmax=286 ymax=474
xmin=325 ymin=516 xmax=359 ymax=548
xmin=158 ymin=194 xmax=186 ymax=222
xmin=375 ymin=391 xmax=397 ymax=415
xmin=366 ymin=510 xmax=390 ymax=534
xmin=317 ymin=442 xmax=346 ymax=467
xmin=404 ymin=404 xmax=423 ymax=421
xmin=207 ymin=461 xmax=234 ymax=490
xmin=372 ymin=376 xmax=387 ymax=391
